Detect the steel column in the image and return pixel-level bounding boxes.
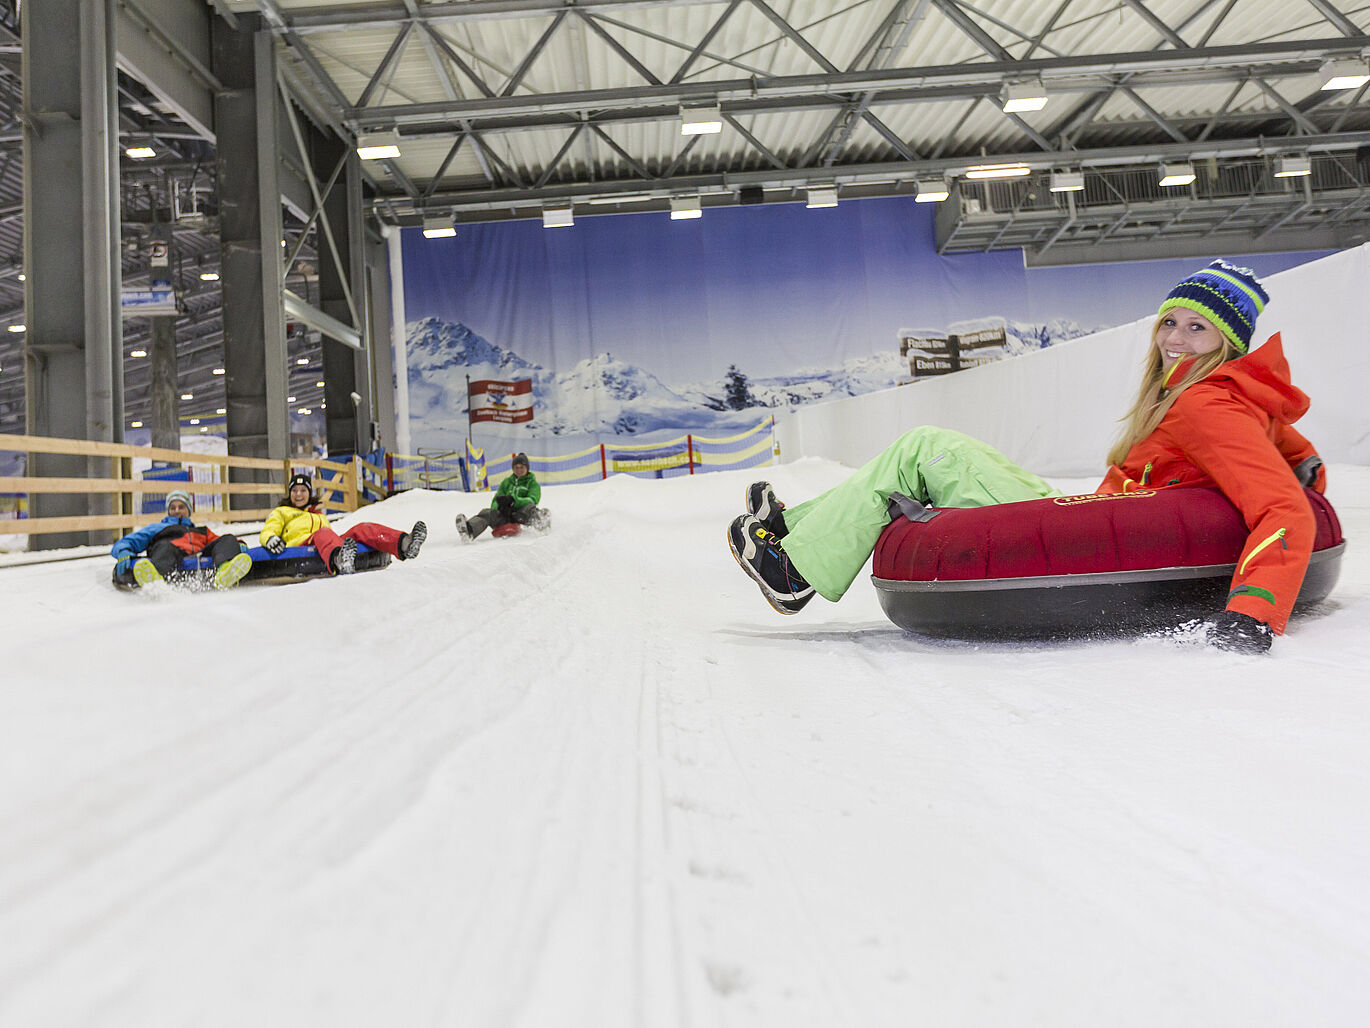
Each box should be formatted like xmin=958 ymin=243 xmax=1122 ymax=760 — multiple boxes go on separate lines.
xmin=213 ymin=13 xmax=288 ymax=497
xmin=22 ymin=0 xmax=122 ymax=548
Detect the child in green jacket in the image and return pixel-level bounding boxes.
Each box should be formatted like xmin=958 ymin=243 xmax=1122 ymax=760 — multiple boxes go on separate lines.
xmin=454 ymin=452 xmax=549 ymax=540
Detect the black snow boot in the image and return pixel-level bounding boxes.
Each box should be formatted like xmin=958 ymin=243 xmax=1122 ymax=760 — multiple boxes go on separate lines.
xmin=330 ymin=537 xmax=357 ymax=575
xmin=727 ymin=514 xmax=813 ymax=614
xmin=745 ymin=481 xmax=787 ymax=539
xmin=400 ymin=521 xmax=427 ymax=560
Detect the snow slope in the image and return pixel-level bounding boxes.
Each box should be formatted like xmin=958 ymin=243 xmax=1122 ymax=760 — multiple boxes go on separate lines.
xmin=2 ymin=462 xmax=1368 ymax=1027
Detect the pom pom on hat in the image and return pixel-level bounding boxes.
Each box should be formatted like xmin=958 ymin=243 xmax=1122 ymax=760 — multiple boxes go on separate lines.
xmin=1157 ymin=259 xmax=1269 ymax=353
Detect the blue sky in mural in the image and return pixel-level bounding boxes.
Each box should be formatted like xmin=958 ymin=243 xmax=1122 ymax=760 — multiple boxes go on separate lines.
xmin=402 ymin=196 xmax=1328 ymax=384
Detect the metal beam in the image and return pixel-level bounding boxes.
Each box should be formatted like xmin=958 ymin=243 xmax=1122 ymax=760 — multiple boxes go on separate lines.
xmin=283 ymin=0 xmax=733 ymax=32
xmin=1304 ymin=0 xmax=1363 ymax=38
xmin=346 ymin=36 xmax=1370 ymax=129
xmin=284 ymin=290 xmax=362 ymax=350
xmin=115 ymin=0 xmax=217 ymax=142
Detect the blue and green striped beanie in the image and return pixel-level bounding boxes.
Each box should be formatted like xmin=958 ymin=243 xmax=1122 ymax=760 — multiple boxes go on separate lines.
xmin=1157 ymin=259 xmax=1269 ymax=353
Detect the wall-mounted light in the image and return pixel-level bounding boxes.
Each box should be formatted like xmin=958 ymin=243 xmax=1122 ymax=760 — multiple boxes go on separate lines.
xmin=965 ymin=164 xmax=1031 ymax=179
xmin=356 ymin=131 xmax=402 ymax=160
xmin=542 ymin=204 xmax=574 ymax=228
xmin=1158 ymin=162 xmax=1196 ymax=187
xmin=1001 ymin=76 xmax=1048 ymax=113
xmin=1319 ymin=58 xmax=1370 ymax=91
xmin=1049 ymin=170 xmax=1085 ymax=192
xmin=670 ymin=195 xmax=702 ymax=220
xmin=680 ymin=105 xmax=722 ymax=135
xmin=805 ymin=186 xmax=838 ymax=209
xmin=1274 ymin=155 xmax=1312 ymax=178
xmin=913 ymin=179 xmax=949 ymax=203
xmin=422 ymin=213 xmax=456 ymax=238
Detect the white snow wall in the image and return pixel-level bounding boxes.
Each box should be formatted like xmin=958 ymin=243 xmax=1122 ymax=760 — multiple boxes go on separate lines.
xmin=774 ymin=245 xmax=1370 ymax=476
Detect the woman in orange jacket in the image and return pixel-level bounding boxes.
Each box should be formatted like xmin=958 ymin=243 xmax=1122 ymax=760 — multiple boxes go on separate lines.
xmin=728 ymin=260 xmax=1324 ymax=654
xmin=261 ymin=473 xmax=427 ymax=575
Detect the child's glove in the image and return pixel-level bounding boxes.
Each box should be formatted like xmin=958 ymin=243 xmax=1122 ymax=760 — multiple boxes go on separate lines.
xmin=114 ymin=555 xmax=134 ymax=575
xmin=496 ymin=494 xmax=515 ymax=514
xmin=1207 ymin=611 xmax=1273 ymax=654
xmin=264 ymin=535 xmax=286 ymax=555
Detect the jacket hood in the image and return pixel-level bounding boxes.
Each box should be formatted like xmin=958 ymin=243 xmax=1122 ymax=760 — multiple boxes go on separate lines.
xmin=1188 ymin=332 xmax=1310 ymax=425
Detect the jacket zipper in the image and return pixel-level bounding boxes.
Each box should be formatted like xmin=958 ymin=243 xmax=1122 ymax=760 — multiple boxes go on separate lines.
xmin=1240 ymin=528 xmax=1287 ymax=575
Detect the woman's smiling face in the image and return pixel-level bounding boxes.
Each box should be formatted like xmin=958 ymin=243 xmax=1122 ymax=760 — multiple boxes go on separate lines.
xmin=1154 ymin=308 xmax=1226 ymax=368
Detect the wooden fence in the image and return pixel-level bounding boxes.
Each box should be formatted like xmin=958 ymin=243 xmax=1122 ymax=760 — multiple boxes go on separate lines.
xmin=0 ymin=433 xmax=387 ymax=542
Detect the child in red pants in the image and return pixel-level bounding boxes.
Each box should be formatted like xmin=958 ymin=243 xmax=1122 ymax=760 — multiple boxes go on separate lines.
xmin=260 ymin=473 xmax=426 ymax=574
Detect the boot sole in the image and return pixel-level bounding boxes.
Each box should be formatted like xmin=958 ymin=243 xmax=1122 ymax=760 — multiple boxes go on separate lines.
xmin=132 ymin=558 xmax=164 ymax=588
xmin=213 ymin=552 xmax=252 ymax=589
xmin=726 ymin=521 xmax=809 ymax=615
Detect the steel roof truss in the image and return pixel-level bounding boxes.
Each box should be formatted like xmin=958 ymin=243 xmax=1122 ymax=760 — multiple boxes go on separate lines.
xmin=1304 ymin=0 xmax=1363 ymax=38
xmin=578 ymin=11 xmax=662 ymax=85
xmin=357 ymin=22 xmax=416 ymax=109
xmin=501 ymin=10 xmax=568 ymax=97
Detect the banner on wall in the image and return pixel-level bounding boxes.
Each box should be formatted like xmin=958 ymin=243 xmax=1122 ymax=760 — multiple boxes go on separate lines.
xmin=465 ymin=438 xmax=488 ymax=490
xmin=468 ymin=378 xmax=534 ymax=424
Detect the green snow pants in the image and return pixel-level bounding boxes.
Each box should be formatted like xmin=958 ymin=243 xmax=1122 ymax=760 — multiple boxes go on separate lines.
xmin=780 ymin=426 xmax=1061 ymax=602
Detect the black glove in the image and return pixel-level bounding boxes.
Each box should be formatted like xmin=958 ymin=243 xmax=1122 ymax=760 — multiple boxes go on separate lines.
xmin=1207 ymin=611 xmax=1274 ymax=654
xmin=496 ymin=494 xmax=515 ymax=514
xmin=265 ymin=535 xmax=286 ymax=555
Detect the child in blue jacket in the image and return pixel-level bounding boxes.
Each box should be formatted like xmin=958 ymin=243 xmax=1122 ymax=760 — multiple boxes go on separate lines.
xmin=111 ymin=489 xmax=251 ymax=589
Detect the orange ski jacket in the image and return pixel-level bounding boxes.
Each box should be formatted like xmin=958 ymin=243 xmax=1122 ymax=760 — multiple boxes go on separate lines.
xmin=1096 ymin=333 xmax=1324 ymax=633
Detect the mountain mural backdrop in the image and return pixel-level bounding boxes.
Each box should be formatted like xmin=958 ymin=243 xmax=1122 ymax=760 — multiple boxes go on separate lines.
xmin=404 ymin=315 xmax=1099 ymax=452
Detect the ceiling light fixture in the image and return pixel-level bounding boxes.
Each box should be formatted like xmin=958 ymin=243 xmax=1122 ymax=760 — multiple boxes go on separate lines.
xmin=212 ymin=367 xmax=225 ymax=375
xmin=965 ymin=164 xmax=1031 ymax=180
xmin=1001 ymin=76 xmax=1048 ymax=113
xmin=1319 ymin=58 xmax=1370 ymax=91
xmin=542 ymin=205 xmax=574 ymax=228
xmin=129 ymin=349 xmax=147 ymax=357
xmin=805 ymin=186 xmax=838 ymax=209
xmin=130 ymin=421 xmax=143 ymax=428
xmin=124 ymin=144 xmax=157 ymax=159
xmin=914 ymin=179 xmax=949 ymax=203
xmin=1274 ymin=155 xmax=1312 ymax=177
xmin=422 ymin=213 xmax=456 ymax=238
xmin=670 ymin=195 xmax=702 ymax=220
xmin=199 ymin=271 xmax=220 ymax=281
xmin=1158 ymin=162 xmax=1196 ymax=187
xmin=6 ymin=323 xmax=23 ymax=333
xmin=356 ymin=131 xmax=402 ymax=160
xmin=180 ymin=392 xmax=193 ymax=400
xmin=1049 ymin=170 xmax=1085 ymax=192
xmin=679 ymin=104 xmax=723 ymax=135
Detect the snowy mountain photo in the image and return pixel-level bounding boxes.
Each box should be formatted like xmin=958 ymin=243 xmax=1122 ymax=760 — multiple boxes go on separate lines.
xmin=405 ymin=315 xmax=1099 ymax=451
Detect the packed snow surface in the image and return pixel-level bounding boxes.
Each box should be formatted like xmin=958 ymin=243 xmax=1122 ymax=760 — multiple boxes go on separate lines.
xmin=2 ymin=461 xmax=1368 ymax=1027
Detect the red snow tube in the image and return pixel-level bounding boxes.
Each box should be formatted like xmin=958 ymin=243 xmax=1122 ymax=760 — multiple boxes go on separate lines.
xmin=871 ymin=486 xmax=1345 ymax=638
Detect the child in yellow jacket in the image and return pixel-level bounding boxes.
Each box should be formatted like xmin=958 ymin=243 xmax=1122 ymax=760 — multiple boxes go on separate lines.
xmin=261 ymin=473 xmax=426 ymax=574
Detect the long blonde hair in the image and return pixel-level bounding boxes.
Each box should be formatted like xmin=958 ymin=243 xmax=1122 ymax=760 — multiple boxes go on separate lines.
xmin=1105 ymin=314 xmax=1240 ymax=467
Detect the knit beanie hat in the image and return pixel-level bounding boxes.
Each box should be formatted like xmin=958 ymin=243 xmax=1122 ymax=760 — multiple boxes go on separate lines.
xmin=512 ymin=452 xmax=530 ymax=470
xmin=165 ymin=488 xmax=193 ymax=513
xmin=286 ymin=472 xmax=315 ymax=505
xmin=1157 ymin=259 xmax=1269 ymax=354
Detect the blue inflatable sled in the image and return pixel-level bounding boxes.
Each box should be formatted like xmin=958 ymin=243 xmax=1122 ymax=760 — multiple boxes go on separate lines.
xmin=176 ymin=543 xmax=391 ymax=584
